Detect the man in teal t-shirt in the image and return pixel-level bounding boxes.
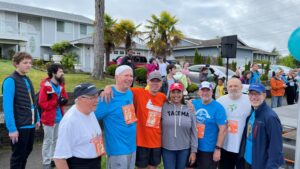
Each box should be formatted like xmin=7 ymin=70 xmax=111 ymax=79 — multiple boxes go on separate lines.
xmin=95 ymin=65 xmax=137 ymax=169
xmin=192 ymin=81 xmax=227 ymax=169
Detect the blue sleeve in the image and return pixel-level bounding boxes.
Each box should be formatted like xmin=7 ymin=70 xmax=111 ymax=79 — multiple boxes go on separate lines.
xmin=266 ymin=115 xmax=284 ymax=168
xmin=216 ymin=103 xmax=227 ymax=125
xmin=2 ymin=78 xmax=17 ymax=133
xmin=94 ymin=98 xmax=110 ymax=120
xmin=36 ymin=109 xmax=40 ymax=123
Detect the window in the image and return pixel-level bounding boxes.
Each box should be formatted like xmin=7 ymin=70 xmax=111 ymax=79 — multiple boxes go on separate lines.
xmin=65 ymin=22 xmax=72 ymax=33
xmin=114 ymin=51 xmax=118 ymax=54
xmin=87 ymin=26 xmax=94 ymax=34
xmin=80 ymin=24 xmax=87 ymax=35
xmin=137 ymin=52 xmax=141 ymax=55
xmin=120 ymin=51 xmax=125 ymax=55
xmin=57 ymin=21 xmax=73 ymax=33
xmin=57 ymin=21 xmax=64 ymax=32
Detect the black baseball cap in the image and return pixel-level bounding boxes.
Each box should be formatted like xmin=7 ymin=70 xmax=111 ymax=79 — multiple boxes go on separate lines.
xmin=73 ymin=83 xmax=99 ymax=99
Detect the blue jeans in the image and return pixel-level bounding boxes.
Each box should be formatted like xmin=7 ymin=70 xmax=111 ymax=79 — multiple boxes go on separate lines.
xmin=162 ymin=148 xmax=190 ymax=169
xmin=271 ymin=96 xmax=283 ymax=108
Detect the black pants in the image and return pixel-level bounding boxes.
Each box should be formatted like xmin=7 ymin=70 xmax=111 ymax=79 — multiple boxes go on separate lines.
xmin=286 ymin=86 xmax=296 ymax=105
xmin=67 ymin=157 xmax=101 ymax=169
xmin=10 ymin=128 xmax=35 ymax=169
xmin=196 ymin=150 xmax=217 ymax=169
xmin=219 ymin=149 xmax=243 ymax=169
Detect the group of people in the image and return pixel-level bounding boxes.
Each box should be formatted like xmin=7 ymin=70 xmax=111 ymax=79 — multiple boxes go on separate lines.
xmin=2 ymin=52 xmax=285 ymax=169
xmin=237 ymin=63 xmax=300 ymax=108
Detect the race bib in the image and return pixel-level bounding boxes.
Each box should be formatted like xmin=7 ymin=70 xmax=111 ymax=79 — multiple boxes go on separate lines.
xmin=146 ymin=110 xmax=161 ymax=128
xmin=122 ymin=104 xmax=137 ymax=124
xmin=197 ymin=123 xmax=205 ymax=138
xmin=90 ymin=135 xmax=106 ymax=156
xmin=228 ymin=120 xmax=238 ymax=134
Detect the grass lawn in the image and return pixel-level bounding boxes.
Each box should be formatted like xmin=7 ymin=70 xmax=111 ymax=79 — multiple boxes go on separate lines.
xmin=0 ymin=59 xmax=115 ymax=95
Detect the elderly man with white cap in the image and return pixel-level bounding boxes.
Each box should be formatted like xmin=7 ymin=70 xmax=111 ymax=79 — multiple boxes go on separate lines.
xmin=101 ymin=70 xmax=167 ymax=169
xmin=54 ymin=83 xmax=103 ymax=169
xmin=191 ymin=81 xmax=227 ymax=169
xmin=95 ymin=65 xmax=137 ymax=169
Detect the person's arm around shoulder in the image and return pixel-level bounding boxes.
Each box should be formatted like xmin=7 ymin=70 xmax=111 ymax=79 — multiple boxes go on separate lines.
xmin=266 ymin=114 xmax=284 ymax=168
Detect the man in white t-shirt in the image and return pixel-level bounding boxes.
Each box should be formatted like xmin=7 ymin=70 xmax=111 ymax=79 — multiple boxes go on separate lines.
xmin=158 ymin=57 xmax=168 ymax=77
xmin=54 ymin=83 xmax=104 ymax=169
xmin=217 ymin=78 xmax=251 ymax=169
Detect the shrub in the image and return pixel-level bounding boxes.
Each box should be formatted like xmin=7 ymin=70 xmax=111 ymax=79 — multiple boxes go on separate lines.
xmin=135 ymin=67 xmax=147 ymax=83
xmin=33 ymin=59 xmax=44 ymax=67
xmin=261 ymin=74 xmax=268 ymax=81
xmin=61 ymin=52 xmax=77 ymax=71
xmin=51 ymin=41 xmax=71 ymax=55
xmin=187 ymin=83 xmax=199 ymax=93
xmin=106 ymin=64 xmax=117 ymax=76
xmin=8 ymin=49 xmax=16 ymax=60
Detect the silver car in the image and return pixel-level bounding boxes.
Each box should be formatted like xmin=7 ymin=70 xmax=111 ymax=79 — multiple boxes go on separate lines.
xmin=188 ymin=64 xmax=236 ymax=85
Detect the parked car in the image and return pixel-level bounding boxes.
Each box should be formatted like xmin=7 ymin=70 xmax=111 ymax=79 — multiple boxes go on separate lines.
xmin=268 ymin=65 xmax=292 ymax=78
xmin=109 ymin=55 xmax=148 ymax=69
xmin=188 ymin=64 xmax=236 ymax=86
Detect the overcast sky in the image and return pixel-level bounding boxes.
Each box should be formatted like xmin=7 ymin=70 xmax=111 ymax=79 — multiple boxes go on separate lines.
xmin=1 ymin=0 xmax=300 ymax=55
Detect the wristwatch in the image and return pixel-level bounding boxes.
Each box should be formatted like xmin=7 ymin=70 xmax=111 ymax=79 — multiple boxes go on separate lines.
xmin=215 ymin=145 xmax=222 ymax=150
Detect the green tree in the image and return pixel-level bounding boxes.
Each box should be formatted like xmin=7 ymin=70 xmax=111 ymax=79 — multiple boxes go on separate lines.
xmin=194 ymin=49 xmax=200 ymax=64
xmin=92 ymin=0 xmax=105 ymax=80
xmin=206 ymin=56 xmax=211 ymax=65
xmin=145 ymin=11 xmax=184 ymax=58
xmin=104 ymin=14 xmax=117 ymax=67
xmin=231 ymin=61 xmax=237 ymax=71
xmin=114 ymin=19 xmax=141 ymax=52
xmin=217 ymin=56 xmax=223 ymax=66
xmin=245 ymin=61 xmax=251 ymax=71
xmin=51 ymin=41 xmax=71 ymax=55
xmin=277 ymin=54 xmax=300 ymax=68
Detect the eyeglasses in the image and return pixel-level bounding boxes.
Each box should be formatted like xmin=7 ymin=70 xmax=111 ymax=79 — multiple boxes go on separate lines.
xmin=248 ymin=92 xmax=261 ymax=97
xmin=81 ymin=95 xmax=99 ymax=101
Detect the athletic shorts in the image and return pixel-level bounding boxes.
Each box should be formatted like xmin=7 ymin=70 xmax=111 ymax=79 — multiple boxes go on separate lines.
xmin=135 ymin=146 xmax=161 ymax=168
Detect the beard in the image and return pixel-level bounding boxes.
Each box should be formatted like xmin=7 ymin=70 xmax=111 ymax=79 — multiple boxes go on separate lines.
xmin=55 ymin=75 xmax=65 ymax=84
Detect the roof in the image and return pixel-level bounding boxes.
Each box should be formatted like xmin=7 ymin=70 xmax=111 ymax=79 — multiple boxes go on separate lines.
xmin=70 ymin=36 xmax=148 ymax=50
xmin=175 ymin=37 xmax=273 ymax=54
xmin=0 ymin=1 xmax=93 ymax=25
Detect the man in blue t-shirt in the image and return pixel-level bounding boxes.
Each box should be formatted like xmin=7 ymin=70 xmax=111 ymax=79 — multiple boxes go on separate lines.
xmin=95 ymin=65 xmax=137 ymax=168
xmin=192 ymin=81 xmax=227 ymax=169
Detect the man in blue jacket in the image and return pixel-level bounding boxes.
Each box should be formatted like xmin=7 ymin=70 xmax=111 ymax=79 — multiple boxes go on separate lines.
xmin=239 ymin=83 xmax=284 ymax=169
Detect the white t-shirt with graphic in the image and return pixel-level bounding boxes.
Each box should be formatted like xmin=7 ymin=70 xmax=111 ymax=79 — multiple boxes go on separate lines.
xmin=217 ymin=94 xmax=251 ymax=153
xmin=54 ymin=105 xmax=102 ymax=159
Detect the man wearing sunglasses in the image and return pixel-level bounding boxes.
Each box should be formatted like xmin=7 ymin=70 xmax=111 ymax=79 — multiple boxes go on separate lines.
xmin=239 ymin=83 xmax=284 ymax=169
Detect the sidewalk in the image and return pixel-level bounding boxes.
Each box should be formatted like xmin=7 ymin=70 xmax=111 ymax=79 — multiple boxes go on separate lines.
xmin=0 ymin=142 xmax=43 ymax=169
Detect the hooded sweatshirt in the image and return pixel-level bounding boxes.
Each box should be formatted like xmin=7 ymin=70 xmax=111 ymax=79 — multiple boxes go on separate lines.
xmin=162 ymin=102 xmax=198 ymax=153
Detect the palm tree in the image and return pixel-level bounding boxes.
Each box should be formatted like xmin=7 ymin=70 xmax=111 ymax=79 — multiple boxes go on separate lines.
xmin=145 ymin=11 xmax=184 ymax=58
xmin=92 ymin=0 xmax=105 ymax=80
xmin=113 ymin=19 xmax=141 ymax=53
xmin=104 ymin=14 xmax=117 ymax=67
